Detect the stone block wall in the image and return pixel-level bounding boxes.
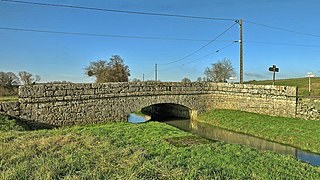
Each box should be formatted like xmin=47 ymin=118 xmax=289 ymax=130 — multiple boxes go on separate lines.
xmin=0 ymin=101 xmax=20 ymax=117
xmin=208 ymin=83 xmax=298 ymax=118
xmin=296 ymin=98 xmax=320 ymax=120
xmin=16 ymin=82 xmax=299 ymax=126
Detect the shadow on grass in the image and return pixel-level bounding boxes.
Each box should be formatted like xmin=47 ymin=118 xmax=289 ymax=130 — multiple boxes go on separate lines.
xmin=0 ymin=115 xmax=59 ymax=131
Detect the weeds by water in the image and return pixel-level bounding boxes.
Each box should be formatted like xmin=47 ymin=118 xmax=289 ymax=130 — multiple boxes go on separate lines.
xmin=1 ymin=120 xmax=320 ymax=179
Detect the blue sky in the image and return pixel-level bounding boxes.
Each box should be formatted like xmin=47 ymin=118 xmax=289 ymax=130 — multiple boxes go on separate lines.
xmin=1 ymin=0 xmax=320 ymax=83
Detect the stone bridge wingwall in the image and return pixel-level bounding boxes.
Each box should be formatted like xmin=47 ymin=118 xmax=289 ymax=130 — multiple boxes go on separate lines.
xmin=1 ymin=82 xmax=298 ymax=127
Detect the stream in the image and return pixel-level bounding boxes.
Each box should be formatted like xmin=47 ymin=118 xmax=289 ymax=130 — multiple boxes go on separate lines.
xmin=128 ymin=114 xmax=320 ymax=166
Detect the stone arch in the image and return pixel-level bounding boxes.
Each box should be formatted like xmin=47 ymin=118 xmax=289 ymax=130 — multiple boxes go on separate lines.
xmin=141 ymin=103 xmax=191 ymax=120
xmin=123 ymin=95 xmax=199 ymax=121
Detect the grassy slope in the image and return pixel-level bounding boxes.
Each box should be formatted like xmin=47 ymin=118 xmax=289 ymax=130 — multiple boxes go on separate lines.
xmin=198 ymin=109 xmax=320 ymax=153
xmin=246 ymin=77 xmax=320 ymax=96
xmin=1 ymin=119 xmax=320 ymax=179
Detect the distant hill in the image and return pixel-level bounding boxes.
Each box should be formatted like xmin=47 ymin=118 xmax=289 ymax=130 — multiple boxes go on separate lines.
xmin=246 ymin=77 xmax=320 ymax=97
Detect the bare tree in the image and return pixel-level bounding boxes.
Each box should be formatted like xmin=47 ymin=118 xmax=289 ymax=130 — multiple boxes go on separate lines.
xmin=181 ymin=77 xmax=191 ymax=82
xmin=0 ymin=72 xmax=20 ymax=86
xmin=35 ymin=75 xmax=41 ymax=82
xmin=204 ymin=58 xmax=235 ymax=82
xmin=85 ymin=55 xmax=130 ymax=83
xmin=196 ymin=77 xmax=202 ymax=82
xmin=19 ymin=71 xmax=40 ymax=85
xmin=202 ymin=77 xmax=207 ymax=82
xmin=131 ymin=78 xmax=141 ymax=82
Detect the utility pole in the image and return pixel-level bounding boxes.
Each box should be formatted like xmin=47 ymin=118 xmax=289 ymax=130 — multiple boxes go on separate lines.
xmin=155 ymin=63 xmax=158 ymax=82
xmin=142 ymin=73 xmax=144 ymax=82
xmin=239 ymin=19 xmax=243 ymax=84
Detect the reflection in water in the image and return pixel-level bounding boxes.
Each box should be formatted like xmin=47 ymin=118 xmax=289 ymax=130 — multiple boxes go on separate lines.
xmin=128 ymin=114 xmax=320 ymax=166
xmin=190 ymin=120 xmax=297 ymax=156
xmin=128 ymin=114 xmax=149 ymax=123
xmin=165 ymin=119 xmax=320 ymax=167
xmin=297 ymin=150 xmax=320 ymax=167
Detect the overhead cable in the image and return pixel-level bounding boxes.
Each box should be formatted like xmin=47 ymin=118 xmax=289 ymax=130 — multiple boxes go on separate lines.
xmin=144 ymin=68 xmax=155 ymax=80
xmin=244 ymin=20 xmax=320 ymax=38
xmin=0 ymin=26 xmax=235 ymax=42
xmin=2 ymin=26 xmax=319 ymax=47
xmin=158 ymin=22 xmax=238 ymax=65
xmin=159 ymin=41 xmax=238 ymax=72
xmin=244 ymin=40 xmax=320 ymax=47
xmin=1 ymin=0 xmax=237 ymax=21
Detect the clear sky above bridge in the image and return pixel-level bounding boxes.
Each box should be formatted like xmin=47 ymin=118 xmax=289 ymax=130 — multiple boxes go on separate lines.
xmin=1 ymin=0 xmax=320 ymax=83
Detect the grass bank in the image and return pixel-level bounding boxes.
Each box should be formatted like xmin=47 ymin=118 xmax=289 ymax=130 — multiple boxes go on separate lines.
xmin=246 ymin=77 xmax=320 ymax=96
xmin=1 ymin=115 xmax=320 ymax=179
xmin=198 ymin=109 xmax=320 ymax=153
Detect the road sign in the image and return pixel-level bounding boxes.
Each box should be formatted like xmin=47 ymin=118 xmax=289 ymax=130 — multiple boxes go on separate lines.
xmin=306 ymin=72 xmax=315 ymax=78
xmin=269 ymin=65 xmax=279 ymax=72
xmin=268 ymin=65 xmax=279 ymax=85
xmin=228 ymin=76 xmax=237 ymax=84
xmin=229 ymin=76 xmax=237 ymax=80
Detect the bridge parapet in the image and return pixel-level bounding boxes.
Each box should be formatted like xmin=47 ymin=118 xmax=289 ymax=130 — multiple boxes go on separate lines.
xmin=19 ymin=82 xmax=296 ymax=103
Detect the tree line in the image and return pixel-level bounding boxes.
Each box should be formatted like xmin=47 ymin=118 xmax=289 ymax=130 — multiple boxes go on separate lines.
xmin=1 ymin=54 xmax=234 ymax=94
xmin=0 ymin=71 xmax=40 ymax=96
xmin=181 ymin=58 xmax=236 ymax=83
xmin=0 ymin=71 xmax=40 ymax=86
xmin=85 ymin=55 xmax=235 ymax=83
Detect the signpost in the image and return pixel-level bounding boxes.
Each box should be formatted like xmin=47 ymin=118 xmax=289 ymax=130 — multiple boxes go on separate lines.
xmin=229 ymin=76 xmax=237 ymax=84
xmin=268 ymin=65 xmax=279 ymax=85
xmin=306 ymin=72 xmax=315 ymax=95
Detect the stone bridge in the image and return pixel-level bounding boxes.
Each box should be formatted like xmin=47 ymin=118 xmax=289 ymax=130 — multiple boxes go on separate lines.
xmin=0 ymin=82 xmax=298 ymax=128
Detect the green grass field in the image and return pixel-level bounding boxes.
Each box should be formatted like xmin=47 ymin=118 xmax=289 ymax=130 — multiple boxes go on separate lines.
xmin=198 ymin=109 xmax=320 ymax=153
xmin=1 ymin=115 xmax=320 ymax=179
xmin=246 ymin=77 xmax=320 ymax=96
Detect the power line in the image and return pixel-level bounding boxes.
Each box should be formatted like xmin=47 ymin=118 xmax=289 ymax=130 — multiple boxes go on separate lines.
xmin=2 ymin=26 xmax=319 ymax=47
xmin=244 ymin=20 xmax=320 ymax=38
xmin=214 ymin=41 xmax=239 ymax=53
xmin=1 ymin=0 xmax=237 ymax=21
xmin=182 ymin=41 xmax=238 ymax=66
xmin=144 ymin=68 xmax=155 ymax=80
xmin=3 ymin=0 xmax=318 ymax=39
xmin=159 ymin=41 xmax=238 ymax=72
xmin=158 ymin=22 xmax=238 ymax=65
xmin=0 ymin=26 xmax=235 ymax=42
xmin=245 ymin=40 xmax=320 ymax=47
